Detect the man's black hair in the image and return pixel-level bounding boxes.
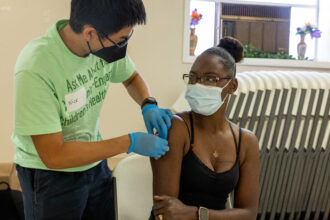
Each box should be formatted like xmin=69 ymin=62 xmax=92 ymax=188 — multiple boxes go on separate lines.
xmin=69 ymin=0 xmax=146 ymax=36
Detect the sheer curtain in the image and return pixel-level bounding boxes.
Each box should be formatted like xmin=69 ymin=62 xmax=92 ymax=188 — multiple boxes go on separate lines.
xmin=317 ymin=0 xmax=330 ymax=62
xmin=224 ymin=0 xmax=316 ymax=6
xmin=190 ymin=1 xmax=215 ymax=56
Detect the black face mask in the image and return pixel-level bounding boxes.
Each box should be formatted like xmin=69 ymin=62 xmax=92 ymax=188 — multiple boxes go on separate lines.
xmin=87 ymin=34 xmax=127 ymax=63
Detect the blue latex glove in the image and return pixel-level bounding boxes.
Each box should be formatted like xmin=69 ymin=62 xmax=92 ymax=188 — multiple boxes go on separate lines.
xmin=128 ymin=132 xmax=170 ymax=159
xmin=142 ymin=104 xmax=173 ymax=139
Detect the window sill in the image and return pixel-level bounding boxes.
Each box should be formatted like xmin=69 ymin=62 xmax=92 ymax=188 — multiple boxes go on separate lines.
xmin=183 ymin=56 xmax=330 ymax=69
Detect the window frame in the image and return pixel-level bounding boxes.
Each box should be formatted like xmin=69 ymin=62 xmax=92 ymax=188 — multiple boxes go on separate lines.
xmin=183 ymin=0 xmax=330 ymax=69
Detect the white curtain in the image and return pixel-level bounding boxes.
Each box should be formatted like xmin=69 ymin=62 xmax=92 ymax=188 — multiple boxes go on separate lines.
xmin=317 ymin=0 xmax=330 ymax=62
xmin=221 ymin=0 xmax=316 ymax=6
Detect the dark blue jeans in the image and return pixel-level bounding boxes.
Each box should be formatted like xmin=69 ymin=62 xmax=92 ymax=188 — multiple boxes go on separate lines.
xmin=16 ymin=160 xmax=114 ymax=220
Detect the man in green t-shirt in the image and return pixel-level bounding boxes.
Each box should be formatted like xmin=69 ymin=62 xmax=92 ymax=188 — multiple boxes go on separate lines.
xmin=12 ymin=0 xmax=173 ymax=219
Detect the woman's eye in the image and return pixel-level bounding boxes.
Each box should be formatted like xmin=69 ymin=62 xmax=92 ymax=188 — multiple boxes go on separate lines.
xmin=207 ymin=77 xmax=216 ymax=82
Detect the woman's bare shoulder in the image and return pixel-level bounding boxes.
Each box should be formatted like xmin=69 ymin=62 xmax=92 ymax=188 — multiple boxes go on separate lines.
xmin=150 ymin=112 xmax=191 ymax=165
xmin=167 ymin=111 xmax=192 ymax=153
xmin=241 ymin=128 xmax=258 ymax=144
xmin=240 ymin=128 xmax=260 ymax=165
xmin=170 ymin=111 xmax=191 ymax=132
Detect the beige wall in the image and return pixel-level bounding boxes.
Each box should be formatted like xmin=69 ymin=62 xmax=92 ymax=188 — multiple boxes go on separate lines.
xmin=1 ymin=0 xmax=329 ymax=163
xmin=0 ymin=0 xmax=71 ymax=163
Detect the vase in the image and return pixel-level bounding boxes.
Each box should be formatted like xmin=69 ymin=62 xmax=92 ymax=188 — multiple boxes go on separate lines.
xmin=190 ymin=28 xmax=198 ymax=56
xmin=297 ymin=34 xmax=307 ymax=60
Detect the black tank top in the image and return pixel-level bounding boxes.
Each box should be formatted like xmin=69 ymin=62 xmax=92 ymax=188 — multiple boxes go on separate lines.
xmin=178 ymin=112 xmax=241 ymax=210
xmin=149 ymin=113 xmax=241 ymax=219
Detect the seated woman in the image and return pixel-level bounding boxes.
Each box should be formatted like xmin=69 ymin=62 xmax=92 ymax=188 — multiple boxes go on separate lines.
xmin=150 ymin=37 xmax=260 ymax=220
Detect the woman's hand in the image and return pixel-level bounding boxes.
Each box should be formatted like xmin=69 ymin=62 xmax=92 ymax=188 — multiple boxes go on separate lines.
xmin=153 ymin=195 xmax=198 ymax=220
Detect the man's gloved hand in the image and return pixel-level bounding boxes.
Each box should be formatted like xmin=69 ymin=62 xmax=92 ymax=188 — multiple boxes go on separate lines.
xmin=142 ymin=104 xmax=173 ymax=139
xmin=128 ymin=132 xmax=170 ymax=159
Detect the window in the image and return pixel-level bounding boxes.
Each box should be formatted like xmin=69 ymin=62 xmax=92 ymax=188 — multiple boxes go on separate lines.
xmin=221 ymin=4 xmax=291 ymax=54
xmin=183 ymin=0 xmax=330 ymax=66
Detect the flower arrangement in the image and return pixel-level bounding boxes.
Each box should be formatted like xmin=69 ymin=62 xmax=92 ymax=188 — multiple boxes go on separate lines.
xmin=296 ymin=22 xmax=322 ymax=39
xmin=190 ymin=8 xmax=203 ymax=28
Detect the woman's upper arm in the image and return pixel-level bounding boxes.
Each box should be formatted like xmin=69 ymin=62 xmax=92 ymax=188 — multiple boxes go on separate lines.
xmin=234 ymin=129 xmax=260 ymax=215
xmin=150 ymin=115 xmax=188 ymax=198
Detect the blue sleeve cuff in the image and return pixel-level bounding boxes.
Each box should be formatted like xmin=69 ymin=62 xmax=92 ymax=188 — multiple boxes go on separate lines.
xmin=141 ymin=104 xmax=158 ymax=114
xmin=127 ymin=133 xmax=135 ymax=154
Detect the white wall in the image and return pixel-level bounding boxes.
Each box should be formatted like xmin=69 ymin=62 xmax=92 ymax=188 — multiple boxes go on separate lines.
xmin=1 ymin=0 xmax=329 ymax=163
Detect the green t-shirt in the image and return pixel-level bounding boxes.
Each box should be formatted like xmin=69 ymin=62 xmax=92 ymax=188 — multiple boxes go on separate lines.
xmin=12 ymin=20 xmax=135 ymax=172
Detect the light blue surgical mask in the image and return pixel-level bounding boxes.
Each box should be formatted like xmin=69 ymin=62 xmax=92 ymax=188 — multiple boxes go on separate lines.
xmin=184 ymin=82 xmax=231 ymax=116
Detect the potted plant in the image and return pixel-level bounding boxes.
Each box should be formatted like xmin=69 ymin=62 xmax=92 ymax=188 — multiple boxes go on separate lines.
xmin=296 ymin=22 xmax=322 ymax=60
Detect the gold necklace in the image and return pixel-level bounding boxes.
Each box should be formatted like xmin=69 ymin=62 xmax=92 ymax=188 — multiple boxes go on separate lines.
xmin=213 ymin=150 xmax=219 ymax=158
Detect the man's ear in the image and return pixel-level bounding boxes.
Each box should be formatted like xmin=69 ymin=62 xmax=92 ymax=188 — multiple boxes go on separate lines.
xmin=81 ymin=25 xmax=98 ymax=42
